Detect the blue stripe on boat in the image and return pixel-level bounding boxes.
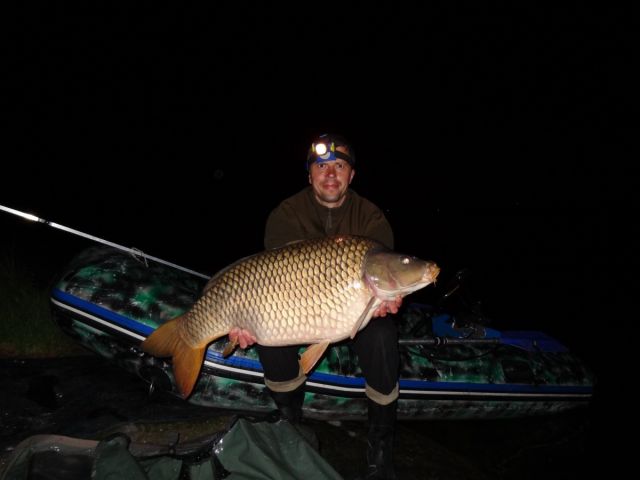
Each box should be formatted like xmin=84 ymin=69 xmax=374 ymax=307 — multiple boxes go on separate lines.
xmin=52 ymin=289 xmax=155 ymax=336
xmin=51 ymin=289 xmax=591 ymax=396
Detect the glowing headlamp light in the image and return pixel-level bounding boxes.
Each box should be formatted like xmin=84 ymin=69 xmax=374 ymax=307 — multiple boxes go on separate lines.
xmin=311 ymin=141 xmax=336 ymax=161
xmin=306 ymin=134 xmax=354 ymax=170
xmin=314 ymin=142 xmax=329 ymax=156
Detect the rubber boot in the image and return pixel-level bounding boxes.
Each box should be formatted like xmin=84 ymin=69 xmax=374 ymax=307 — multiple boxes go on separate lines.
xmin=360 ymin=399 xmax=397 ymax=480
xmin=268 ymin=385 xmax=319 ymax=451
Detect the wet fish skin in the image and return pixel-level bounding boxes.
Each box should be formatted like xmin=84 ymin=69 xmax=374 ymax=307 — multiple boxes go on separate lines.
xmin=141 ymin=235 xmax=439 ymax=398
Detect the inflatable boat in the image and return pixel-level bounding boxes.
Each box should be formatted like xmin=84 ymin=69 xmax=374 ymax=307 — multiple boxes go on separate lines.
xmin=50 ymin=246 xmax=595 ymax=420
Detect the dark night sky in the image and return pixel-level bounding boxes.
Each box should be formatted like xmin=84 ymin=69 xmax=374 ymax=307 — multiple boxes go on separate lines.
xmin=1 ymin=4 xmax=632 ymax=365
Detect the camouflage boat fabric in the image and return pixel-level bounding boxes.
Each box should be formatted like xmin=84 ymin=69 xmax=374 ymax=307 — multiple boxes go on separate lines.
xmin=51 ymin=246 xmax=595 ymax=420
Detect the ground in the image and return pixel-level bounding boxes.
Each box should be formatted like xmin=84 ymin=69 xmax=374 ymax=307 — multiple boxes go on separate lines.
xmin=0 ymin=355 xmax=598 ymax=479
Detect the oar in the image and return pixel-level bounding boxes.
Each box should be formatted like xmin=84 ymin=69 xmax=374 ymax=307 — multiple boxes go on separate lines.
xmin=399 ymin=333 xmax=568 ymax=352
xmin=399 ymin=338 xmax=501 ymax=346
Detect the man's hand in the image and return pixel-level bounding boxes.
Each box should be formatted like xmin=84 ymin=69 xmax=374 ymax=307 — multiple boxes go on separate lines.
xmin=228 ymin=327 xmax=257 ymax=349
xmin=372 ymin=296 xmax=403 ymax=318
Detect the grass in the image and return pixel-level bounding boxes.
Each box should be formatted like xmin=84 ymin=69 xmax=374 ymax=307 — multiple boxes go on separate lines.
xmin=0 ymin=248 xmax=86 ymax=358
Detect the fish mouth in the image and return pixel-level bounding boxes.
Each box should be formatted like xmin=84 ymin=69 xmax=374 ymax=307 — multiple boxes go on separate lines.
xmin=424 ymin=263 xmax=440 ymax=283
xmin=401 ymin=262 xmax=440 ymax=293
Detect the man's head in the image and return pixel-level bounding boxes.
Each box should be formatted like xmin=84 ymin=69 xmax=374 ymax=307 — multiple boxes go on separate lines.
xmin=307 ymin=133 xmax=355 ymax=208
xmin=306 ymin=134 xmax=355 ymax=171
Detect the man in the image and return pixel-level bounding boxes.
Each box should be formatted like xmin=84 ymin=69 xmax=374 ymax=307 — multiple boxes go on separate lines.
xmin=258 ymin=133 xmax=401 ymax=479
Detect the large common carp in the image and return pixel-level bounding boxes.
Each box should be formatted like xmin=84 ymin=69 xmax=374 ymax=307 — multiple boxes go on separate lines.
xmin=141 ymin=235 xmax=440 ymax=398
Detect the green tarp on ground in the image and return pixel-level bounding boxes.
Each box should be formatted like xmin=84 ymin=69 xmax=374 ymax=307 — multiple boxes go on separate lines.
xmin=216 ymin=418 xmax=342 ymax=479
xmin=0 ymin=418 xmax=343 ymax=480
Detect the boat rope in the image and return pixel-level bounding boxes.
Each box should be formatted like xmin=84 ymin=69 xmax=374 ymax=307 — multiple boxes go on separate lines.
xmin=0 ymin=204 xmax=211 ymax=279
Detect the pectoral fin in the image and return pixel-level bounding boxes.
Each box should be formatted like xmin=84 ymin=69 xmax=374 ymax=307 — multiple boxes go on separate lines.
xmin=349 ymin=297 xmax=378 ymax=339
xmin=300 ymin=341 xmax=330 ymax=374
xmin=222 ymin=337 xmax=238 ymax=357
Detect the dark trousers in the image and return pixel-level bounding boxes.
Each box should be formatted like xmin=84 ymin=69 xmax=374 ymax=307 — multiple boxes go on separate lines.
xmin=256 ymin=316 xmax=399 ymax=396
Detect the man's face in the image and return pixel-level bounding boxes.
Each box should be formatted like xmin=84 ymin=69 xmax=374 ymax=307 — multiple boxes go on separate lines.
xmin=308 ymin=146 xmax=355 ymax=208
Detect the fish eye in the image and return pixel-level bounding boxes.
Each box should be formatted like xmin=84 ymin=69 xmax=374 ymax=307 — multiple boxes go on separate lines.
xmin=401 ymin=256 xmax=411 ymax=265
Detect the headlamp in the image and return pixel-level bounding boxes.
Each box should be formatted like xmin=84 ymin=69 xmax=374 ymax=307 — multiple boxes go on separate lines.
xmin=311 ymin=141 xmax=336 ymax=161
xmin=314 ymin=142 xmax=329 ymax=157
xmin=306 ymin=134 xmax=355 ymax=170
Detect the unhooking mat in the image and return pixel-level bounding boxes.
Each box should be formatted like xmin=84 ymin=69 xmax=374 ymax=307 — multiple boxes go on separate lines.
xmin=0 ymin=418 xmax=343 ymax=480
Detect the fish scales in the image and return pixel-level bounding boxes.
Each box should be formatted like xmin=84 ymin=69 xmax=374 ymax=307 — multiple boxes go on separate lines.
xmin=142 ymin=235 xmax=440 ymax=398
xmin=183 ymin=236 xmax=374 ymax=347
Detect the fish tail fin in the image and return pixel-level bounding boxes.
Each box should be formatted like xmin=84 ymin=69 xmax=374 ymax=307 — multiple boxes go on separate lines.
xmin=141 ymin=316 xmax=184 ymax=358
xmin=172 ymin=343 xmax=207 ymax=399
xmin=141 ymin=314 xmax=208 ymax=399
